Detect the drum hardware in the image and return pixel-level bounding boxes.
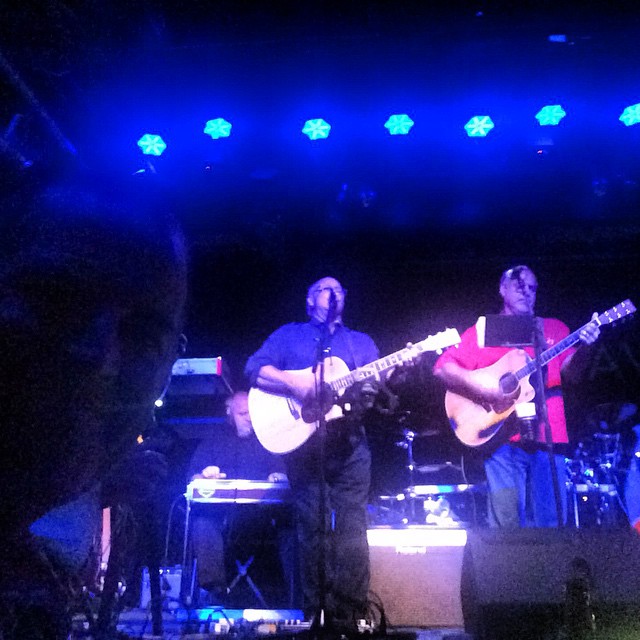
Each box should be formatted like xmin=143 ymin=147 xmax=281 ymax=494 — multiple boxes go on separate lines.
xmin=394 ymin=426 xmax=448 ymax=487
xmin=567 ymin=432 xmax=622 ymax=487
xmin=565 ymin=431 xmax=627 ymax=528
xmin=415 ymin=462 xmax=462 ymax=474
xmin=394 ymin=428 xmax=419 ymax=491
xmin=369 ymin=494 xmax=410 ymax=526
xmin=404 ymin=484 xmax=477 ymax=527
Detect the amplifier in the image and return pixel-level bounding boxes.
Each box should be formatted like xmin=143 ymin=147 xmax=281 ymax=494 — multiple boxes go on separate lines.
xmin=367 ymin=527 xmax=466 ymax=628
xmin=159 ymin=357 xmax=232 ymax=423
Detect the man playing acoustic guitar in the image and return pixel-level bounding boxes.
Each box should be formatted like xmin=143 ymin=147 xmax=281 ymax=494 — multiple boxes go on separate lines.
xmin=245 ymin=276 xmax=380 ymax=628
xmin=434 ymin=265 xmax=601 ymax=528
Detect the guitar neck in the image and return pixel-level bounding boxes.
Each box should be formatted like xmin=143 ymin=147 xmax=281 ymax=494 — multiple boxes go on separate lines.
xmin=328 ymin=332 xmax=457 ymax=392
xmin=514 ymin=299 xmax=635 ymax=381
xmin=514 ymin=326 xmax=582 ymax=381
xmin=329 ymin=349 xmax=407 ymax=392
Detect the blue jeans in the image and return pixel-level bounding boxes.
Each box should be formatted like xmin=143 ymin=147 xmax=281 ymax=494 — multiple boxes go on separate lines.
xmin=484 ymin=444 xmax=567 ymax=527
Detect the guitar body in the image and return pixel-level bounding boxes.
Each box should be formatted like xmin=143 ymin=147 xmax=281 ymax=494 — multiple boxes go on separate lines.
xmin=249 ymin=356 xmax=351 ymax=454
xmin=445 ymin=349 xmax=536 ymax=447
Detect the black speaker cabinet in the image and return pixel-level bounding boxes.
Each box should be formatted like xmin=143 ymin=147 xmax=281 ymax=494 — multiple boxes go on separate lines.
xmin=461 ymin=528 xmax=640 ymax=639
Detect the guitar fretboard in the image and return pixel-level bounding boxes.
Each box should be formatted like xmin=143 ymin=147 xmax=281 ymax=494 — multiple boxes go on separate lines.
xmin=328 ymin=329 xmax=460 ymax=392
xmin=515 ymin=299 xmax=635 ymax=381
xmin=329 ymin=350 xmax=411 ymax=391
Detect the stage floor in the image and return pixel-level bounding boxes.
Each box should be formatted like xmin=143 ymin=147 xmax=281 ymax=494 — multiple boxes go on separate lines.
xmin=115 ymin=606 xmax=471 ymax=639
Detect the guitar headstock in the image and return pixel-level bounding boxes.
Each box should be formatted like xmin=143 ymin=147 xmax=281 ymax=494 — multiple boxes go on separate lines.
xmin=597 ymin=299 xmax=636 ymax=325
xmin=423 ymin=327 xmax=462 ymax=354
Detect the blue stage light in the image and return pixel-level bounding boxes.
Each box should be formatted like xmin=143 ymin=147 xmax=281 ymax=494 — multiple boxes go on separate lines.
xmin=619 ymin=104 xmax=640 ymax=126
xmin=535 ymin=105 xmax=566 ymax=126
xmin=384 ymin=114 xmax=415 ymax=135
xmin=204 ymin=118 xmax=232 ymax=139
xmin=302 ymin=119 xmax=331 ymax=140
xmin=464 ymin=116 xmax=494 ymax=137
xmin=137 ymin=134 xmax=167 ymax=156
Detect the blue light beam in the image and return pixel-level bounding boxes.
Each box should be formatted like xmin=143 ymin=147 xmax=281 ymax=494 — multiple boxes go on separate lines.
xmin=137 ymin=134 xmax=167 ymax=156
xmin=620 ymin=104 xmax=640 ymax=126
xmin=204 ymin=118 xmax=232 ymax=139
xmin=535 ymin=105 xmax=567 ymax=126
xmin=384 ymin=114 xmax=415 ymax=135
xmin=302 ymin=119 xmax=331 ymax=140
xmin=464 ymin=116 xmax=495 ymax=137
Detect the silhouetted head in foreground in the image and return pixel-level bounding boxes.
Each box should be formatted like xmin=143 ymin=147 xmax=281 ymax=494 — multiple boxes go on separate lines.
xmin=0 ymin=183 xmax=188 ymax=537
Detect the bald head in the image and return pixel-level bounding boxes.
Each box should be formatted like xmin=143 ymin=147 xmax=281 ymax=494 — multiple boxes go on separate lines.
xmin=499 ymin=265 xmax=538 ymax=316
xmin=306 ymin=276 xmax=346 ymax=324
xmin=226 ymin=391 xmax=253 ymax=438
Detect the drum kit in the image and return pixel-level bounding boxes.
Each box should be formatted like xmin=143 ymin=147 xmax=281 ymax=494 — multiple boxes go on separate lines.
xmin=371 ymin=421 xmax=481 ymax=527
xmin=564 ymin=402 xmax=634 ymax=528
xmin=371 ymin=402 xmax=638 ymax=529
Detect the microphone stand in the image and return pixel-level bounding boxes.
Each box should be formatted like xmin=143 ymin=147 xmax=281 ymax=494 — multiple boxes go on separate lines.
xmin=309 ymin=297 xmax=336 ymax=638
xmin=531 ymin=317 xmax=564 ymax=527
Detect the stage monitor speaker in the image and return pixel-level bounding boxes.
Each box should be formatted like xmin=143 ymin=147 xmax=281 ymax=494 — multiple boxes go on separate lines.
xmin=461 ymin=528 xmax=640 ymax=639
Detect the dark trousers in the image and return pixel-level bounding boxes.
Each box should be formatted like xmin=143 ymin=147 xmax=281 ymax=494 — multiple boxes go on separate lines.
xmin=191 ymin=504 xmax=298 ymax=606
xmin=285 ymin=429 xmax=371 ymax=621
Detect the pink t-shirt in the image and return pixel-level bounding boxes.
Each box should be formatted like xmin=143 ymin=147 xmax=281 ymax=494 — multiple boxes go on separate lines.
xmin=434 ymin=317 xmax=575 ymax=443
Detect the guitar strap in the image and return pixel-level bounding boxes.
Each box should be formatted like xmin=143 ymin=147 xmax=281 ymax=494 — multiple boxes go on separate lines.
xmin=344 ymin=327 xmax=363 ymax=369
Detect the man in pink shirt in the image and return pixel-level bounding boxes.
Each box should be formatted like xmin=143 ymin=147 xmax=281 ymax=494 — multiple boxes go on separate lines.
xmin=434 ymin=265 xmax=600 ymax=527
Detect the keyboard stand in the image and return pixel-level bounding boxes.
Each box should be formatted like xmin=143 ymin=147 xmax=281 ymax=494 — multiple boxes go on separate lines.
xmin=227 ymin=556 xmax=268 ymax=608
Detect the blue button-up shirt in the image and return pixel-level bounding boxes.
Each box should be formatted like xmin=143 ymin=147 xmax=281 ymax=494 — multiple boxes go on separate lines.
xmin=245 ymin=320 xmax=379 ymax=384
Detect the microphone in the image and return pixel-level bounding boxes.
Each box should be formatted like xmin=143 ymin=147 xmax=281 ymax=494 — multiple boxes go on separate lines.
xmin=328 ymin=289 xmax=337 ymax=319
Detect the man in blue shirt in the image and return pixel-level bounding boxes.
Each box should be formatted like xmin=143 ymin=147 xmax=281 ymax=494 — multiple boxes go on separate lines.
xmin=245 ymin=276 xmax=379 ymax=628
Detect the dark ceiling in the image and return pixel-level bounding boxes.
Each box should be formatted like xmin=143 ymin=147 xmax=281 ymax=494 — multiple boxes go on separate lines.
xmin=2 ymin=2 xmax=639 ymax=420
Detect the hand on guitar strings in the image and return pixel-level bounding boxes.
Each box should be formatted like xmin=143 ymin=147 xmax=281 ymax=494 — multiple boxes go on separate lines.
xmin=338 ymin=378 xmax=399 ymax=418
xmin=476 ymin=371 xmax=521 ymax=412
xmin=380 ymin=341 xmax=422 ymax=392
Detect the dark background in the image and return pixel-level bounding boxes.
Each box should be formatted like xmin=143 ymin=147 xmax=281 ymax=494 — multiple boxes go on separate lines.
xmin=2 ymin=0 xmax=639 ymax=497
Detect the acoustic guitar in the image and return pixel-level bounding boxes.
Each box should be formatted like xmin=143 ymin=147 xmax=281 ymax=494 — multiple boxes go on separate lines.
xmin=446 ymin=300 xmax=636 ymax=447
xmin=249 ymin=328 xmax=461 ymax=454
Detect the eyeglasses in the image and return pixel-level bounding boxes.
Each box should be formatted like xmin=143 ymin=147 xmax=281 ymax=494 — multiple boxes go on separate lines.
xmin=314 ymin=286 xmax=347 ymax=297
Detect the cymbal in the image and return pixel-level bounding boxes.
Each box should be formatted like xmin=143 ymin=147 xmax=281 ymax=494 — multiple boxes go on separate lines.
xmin=586 ymin=402 xmax=638 ymax=428
xmin=400 ymin=428 xmax=439 ymax=438
xmin=415 ymin=462 xmax=462 ymax=473
xmin=415 ymin=428 xmax=440 ymax=437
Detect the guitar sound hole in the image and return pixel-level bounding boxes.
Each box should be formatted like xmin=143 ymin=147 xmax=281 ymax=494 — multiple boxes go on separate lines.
xmin=301 ymin=404 xmax=320 ymax=424
xmin=499 ymin=373 xmax=518 ymax=395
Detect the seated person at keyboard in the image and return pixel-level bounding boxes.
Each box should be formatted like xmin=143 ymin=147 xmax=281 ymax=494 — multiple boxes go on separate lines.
xmin=188 ymin=390 xmax=295 ymax=606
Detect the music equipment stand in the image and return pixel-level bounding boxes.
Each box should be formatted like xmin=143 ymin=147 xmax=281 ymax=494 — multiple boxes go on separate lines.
xmin=226 ymin=556 xmax=268 ymax=608
xmin=479 ymin=314 xmax=535 ymax=349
